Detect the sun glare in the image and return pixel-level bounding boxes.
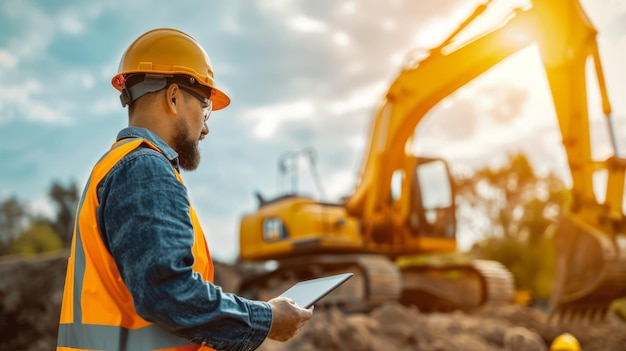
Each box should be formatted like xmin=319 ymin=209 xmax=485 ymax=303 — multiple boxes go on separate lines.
xmin=412 ymin=20 xmax=450 ymax=49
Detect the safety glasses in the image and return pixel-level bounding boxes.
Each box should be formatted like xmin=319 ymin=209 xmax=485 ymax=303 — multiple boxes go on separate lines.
xmin=178 ymin=85 xmax=213 ymax=122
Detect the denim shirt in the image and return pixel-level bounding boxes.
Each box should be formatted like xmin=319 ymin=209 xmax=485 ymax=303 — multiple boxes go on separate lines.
xmin=95 ymin=127 xmax=272 ymax=351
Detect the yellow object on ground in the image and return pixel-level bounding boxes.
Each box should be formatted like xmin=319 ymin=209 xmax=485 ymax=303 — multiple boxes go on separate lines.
xmin=550 ymin=333 xmax=581 ymax=351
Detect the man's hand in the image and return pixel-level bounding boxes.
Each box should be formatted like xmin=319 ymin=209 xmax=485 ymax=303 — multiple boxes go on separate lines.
xmin=266 ymin=297 xmax=313 ymax=342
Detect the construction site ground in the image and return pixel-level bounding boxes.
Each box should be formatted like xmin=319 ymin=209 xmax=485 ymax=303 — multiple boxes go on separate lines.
xmin=2 ymin=252 xmax=625 ymax=351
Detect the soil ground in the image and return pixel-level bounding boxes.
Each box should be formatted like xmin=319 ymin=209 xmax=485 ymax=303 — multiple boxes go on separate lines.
xmin=2 ymin=252 xmax=625 ymax=351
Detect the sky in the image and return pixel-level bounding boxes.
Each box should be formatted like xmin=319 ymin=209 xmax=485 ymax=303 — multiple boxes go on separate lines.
xmin=0 ymin=0 xmax=625 ymax=262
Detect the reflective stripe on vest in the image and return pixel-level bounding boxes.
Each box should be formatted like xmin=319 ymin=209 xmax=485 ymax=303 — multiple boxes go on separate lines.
xmin=57 ymin=138 xmax=214 ymax=351
xmin=57 ymin=323 xmax=196 ymax=351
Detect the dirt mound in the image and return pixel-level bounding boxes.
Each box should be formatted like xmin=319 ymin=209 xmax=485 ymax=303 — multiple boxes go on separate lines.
xmin=257 ymin=303 xmax=626 ymax=351
xmin=0 ymin=252 xmax=67 ymax=351
xmin=2 ymin=252 xmax=625 ymax=351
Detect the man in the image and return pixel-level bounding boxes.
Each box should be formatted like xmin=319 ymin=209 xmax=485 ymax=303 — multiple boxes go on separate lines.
xmin=56 ymin=28 xmax=313 ymax=351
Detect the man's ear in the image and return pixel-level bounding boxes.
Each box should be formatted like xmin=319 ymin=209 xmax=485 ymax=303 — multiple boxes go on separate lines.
xmin=166 ymin=84 xmax=179 ymax=114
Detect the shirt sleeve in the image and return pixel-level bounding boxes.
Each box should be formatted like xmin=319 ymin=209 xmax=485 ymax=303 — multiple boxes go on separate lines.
xmin=97 ymin=147 xmax=272 ymax=351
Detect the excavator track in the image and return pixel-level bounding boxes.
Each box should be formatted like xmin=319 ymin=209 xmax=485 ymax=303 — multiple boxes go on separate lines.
xmin=353 ymin=254 xmax=404 ymax=306
xmin=471 ymin=260 xmax=516 ymax=305
xmin=399 ymin=258 xmax=515 ymax=312
xmin=236 ymin=254 xmax=403 ymax=311
xmin=236 ymin=254 xmax=515 ymax=313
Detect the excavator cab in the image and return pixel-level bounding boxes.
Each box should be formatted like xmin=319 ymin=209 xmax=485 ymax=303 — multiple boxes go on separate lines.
xmin=240 ymin=155 xmax=458 ymax=260
xmin=410 ymin=157 xmax=456 ymax=240
xmin=373 ymin=156 xmax=457 ymax=250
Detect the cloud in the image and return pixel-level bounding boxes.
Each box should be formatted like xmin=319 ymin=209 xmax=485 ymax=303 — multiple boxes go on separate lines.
xmin=200 ymin=214 xmax=243 ymax=263
xmin=58 ymin=13 xmax=85 ymax=35
xmin=424 ymin=99 xmax=480 ymax=140
xmin=0 ymin=1 xmax=120 ymax=126
xmin=328 ymin=81 xmax=386 ymax=115
xmin=28 ymin=197 xmax=56 ymax=220
xmin=241 ymin=99 xmax=316 ymax=139
xmin=0 ymin=50 xmax=17 ymax=68
xmin=0 ymin=80 xmax=67 ymax=125
xmin=26 ymin=104 xmax=66 ymax=124
xmin=332 ymin=31 xmax=351 ymax=46
xmin=287 ymin=15 xmax=327 ymax=33
xmin=322 ymin=168 xmax=359 ymax=201
xmin=479 ymin=85 xmax=529 ymax=124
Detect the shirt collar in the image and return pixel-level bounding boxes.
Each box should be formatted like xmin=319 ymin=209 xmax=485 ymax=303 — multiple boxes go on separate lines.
xmin=116 ymin=127 xmax=180 ymax=169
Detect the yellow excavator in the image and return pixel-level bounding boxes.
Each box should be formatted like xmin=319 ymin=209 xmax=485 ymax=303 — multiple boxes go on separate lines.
xmin=236 ymin=0 xmax=626 ymax=317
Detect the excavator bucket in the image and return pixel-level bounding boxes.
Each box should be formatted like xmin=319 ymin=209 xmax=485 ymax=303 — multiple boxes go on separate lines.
xmin=550 ymin=216 xmax=626 ymax=322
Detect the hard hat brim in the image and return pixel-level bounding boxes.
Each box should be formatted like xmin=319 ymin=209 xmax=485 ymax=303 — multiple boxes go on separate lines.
xmin=210 ymin=87 xmax=230 ymax=111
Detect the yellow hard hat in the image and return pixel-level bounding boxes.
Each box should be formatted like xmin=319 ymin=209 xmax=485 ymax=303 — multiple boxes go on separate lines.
xmin=111 ymin=28 xmax=230 ymax=110
xmin=550 ymin=333 xmax=581 ymax=351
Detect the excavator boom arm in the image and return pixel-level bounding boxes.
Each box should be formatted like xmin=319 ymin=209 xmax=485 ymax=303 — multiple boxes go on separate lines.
xmin=345 ymin=0 xmax=608 ymax=222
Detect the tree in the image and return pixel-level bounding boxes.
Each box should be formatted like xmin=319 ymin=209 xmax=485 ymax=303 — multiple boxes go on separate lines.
xmin=7 ymin=221 xmax=63 ymax=256
xmin=0 ymin=196 xmax=29 ymax=253
xmin=455 ymin=153 xmax=569 ymax=241
xmin=48 ymin=180 xmax=80 ymax=247
xmin=455 ymin=153 xmax=569 ymax=299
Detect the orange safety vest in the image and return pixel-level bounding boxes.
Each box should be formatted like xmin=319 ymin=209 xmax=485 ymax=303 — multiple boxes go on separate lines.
xmin=57 ymin=138 xmax=216 ymax=351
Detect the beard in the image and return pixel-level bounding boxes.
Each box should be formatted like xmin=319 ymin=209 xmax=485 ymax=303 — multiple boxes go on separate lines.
xmin=173 ymin=117 xmax=201 ymax=171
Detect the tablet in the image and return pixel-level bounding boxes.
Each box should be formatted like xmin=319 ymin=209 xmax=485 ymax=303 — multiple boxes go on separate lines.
xmin=279 ymin=273 xmax=353 ymax=308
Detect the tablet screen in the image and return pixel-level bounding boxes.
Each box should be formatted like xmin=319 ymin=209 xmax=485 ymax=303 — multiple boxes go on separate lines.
xmin=279 ymin=273 xmax=353 ymax=308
